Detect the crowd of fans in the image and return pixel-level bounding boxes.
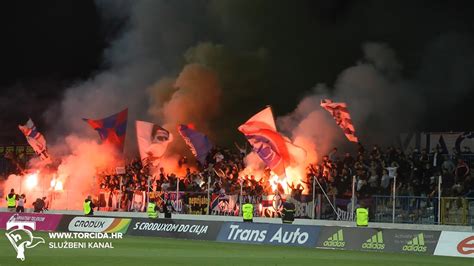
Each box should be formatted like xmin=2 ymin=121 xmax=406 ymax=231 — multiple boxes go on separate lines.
xmin=313 ymin=145 xmax=474 ymax=200
xmin=96 ymin=143 xmax=474 ymax=211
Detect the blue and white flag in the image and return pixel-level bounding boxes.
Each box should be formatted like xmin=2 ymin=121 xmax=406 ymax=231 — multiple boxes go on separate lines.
xmin=177 ymin=124 xmax=212 ymax=164
xmin=18 ymin=118 xmax=51 ymax=161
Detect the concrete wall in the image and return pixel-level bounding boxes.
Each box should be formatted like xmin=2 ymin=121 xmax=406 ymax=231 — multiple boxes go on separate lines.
xmin=2 ymin=207 xmax=471 ymax=232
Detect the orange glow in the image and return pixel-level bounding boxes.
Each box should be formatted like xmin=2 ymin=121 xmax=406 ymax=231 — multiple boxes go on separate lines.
xmin=54 ymin=180 xmax=63 ymax=191
xmin=270 ymin=173 xmax=289 ymax=194
xmin=25 ymin=172 xmax=39 ymax=190
xmin=267 ymin=167 xmax=308 ymax=195
xmin=50 ymin=178 xmax=64 ymax=191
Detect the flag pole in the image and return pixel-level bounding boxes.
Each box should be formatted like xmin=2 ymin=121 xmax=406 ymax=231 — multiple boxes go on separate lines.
xmin=239 ymin=178 xmax=243 ymax=216
xmin=207 ymin=174 xmax=211 ymax=215
xmin=438 ymin=175 xmax=442 ymax=225
xmin=147 ymin=175 xmax=151 ymax=210
xmin=351 ymin=175 xmax=356 ymax=221
xmin=176 ymin=177 xmax=179 ymax=214
xmin=313 ymin=175 xmax=339 ymax=219
xmin=312 ymin=175 xmax=316 ymax=219
xmin=392 ymin=174 xmax=397 ymax=223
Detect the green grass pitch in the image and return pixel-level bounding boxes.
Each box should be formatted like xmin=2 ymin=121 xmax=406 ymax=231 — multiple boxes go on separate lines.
xmin=0 ymin=231 xmax=471 ymax=266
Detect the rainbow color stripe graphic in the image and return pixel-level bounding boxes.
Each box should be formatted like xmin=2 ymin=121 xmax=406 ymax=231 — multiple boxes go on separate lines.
xmin=105 ymin=219 xmax=131 ymax=234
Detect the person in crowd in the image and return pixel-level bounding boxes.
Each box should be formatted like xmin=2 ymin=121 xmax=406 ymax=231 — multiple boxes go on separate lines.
xmin=91 ymin=143 xmax=474 ymax=222
xmin=442 ymin=158 xmax=456 ymax=175
xmin=16 ymin=194 xmax=26 ymax=213
xmin=164 ymin=198 xmax=175 ymax=218
xmin=33 ymin=197 xmax=46 ymax=213
xmin=380 ymin=169 xmax=391 ymax=195
xmin=455 ymin=159 xmax=470 ymax=183
xmin=328 ymin=147 xmax=338 ymax=162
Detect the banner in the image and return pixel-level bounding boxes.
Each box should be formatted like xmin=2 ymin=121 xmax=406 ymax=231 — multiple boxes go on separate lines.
xmin=18 ymin=118 xmax=51 ymax=161
xmin=434 ymin=231 xmax=474 ymax=258
xmin=148 ymin=191 xmax=185 ymax=213
xmin=210 ymin=194 xmax=241 ymax=216
xmin=316 ymin=226 xmax=441 ymax=254
xmin=136 ymin=120 xmax=172 ymax=166
xmin=0 ymin=145 xmax=34 ymax=156
xmin=0 ymin=212 xmax=62 ymax=231
xmin=383 ymin=229 xmax=441 ymax=254
xmin=128 ymin=218 xmax=222 ymax=240
xmin=83 ymin=108 xmax=128 ymax=152
xmin=209 ymin=193 xmax=314 ymax=218
xmin=185 ymin=194 xmax=208 ymax=215
xmin=238 ymin=107 xmax=306 ymax=176
xmin=397 ymin=131 xmax=474 ymax=155
xmin=317 ymin=226 xmax=384 ymax=251
xmin=177 ymin=124 xmax=212 ymax=164
xmin=320 ymin=99 xmax=358 ymax=143
xmin=217 ymin=222 xmax=320 ymax=247
xmin=260 ymin=194 xmax=314 ymax=218
xmin=56 ymin=215 xmax=131 ymax=233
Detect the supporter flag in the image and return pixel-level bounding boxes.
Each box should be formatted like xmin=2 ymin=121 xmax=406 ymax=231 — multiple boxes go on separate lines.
xmin=18 ymin=118 xmax=51 ymax=161
xmin=178 ymin=124 xmax=213 ymax=164
xmin=136 ymin=120 xmax=173 ymax=166
xmin=320 ymin=99 xmax=359 ymax=143
xmin=83 ymin=108 xmax=128 ymax=152
xmin=238 ymin=107 xmax=306 ymax=176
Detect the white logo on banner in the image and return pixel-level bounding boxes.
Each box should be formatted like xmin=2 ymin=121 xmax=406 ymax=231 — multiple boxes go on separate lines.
xmin=5 ymin=216 xmax=45 ymax=261
xmin=68 ymin=217 xmax=115 ymax=232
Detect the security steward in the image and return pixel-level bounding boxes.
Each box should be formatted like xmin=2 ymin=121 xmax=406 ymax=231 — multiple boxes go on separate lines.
xmin=83 ymin=195 xmax=96 ymax=216
xmin=6 ymin=189 xmax=17 ymax=212
xmin=147 ymin=200 xmax=159 ymax=219
xmin=356 ymin=202 xmax=369 ymax=227
xmin=282 ymin=201 xmax=296 ymax=224
xmin=162 ymin=198 xmax=175 ymax=218
xmin=242 ymin=198 xmax=253 ymax=222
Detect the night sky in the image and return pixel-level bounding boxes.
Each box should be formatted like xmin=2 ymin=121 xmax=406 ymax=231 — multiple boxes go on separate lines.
xmin=1 ymin=0 xmax=474 ymax=145
xmin=0 ymin=1 xmax=106 ymax=142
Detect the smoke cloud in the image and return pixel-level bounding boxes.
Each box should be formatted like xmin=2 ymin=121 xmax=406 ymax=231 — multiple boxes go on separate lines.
xmin=147 ymin=63 xmax=222 ymax=161
xmin=5 ymin=1 xmax=474 ymax=206
xmin=280 ymin=34 xmax=474 ymax=156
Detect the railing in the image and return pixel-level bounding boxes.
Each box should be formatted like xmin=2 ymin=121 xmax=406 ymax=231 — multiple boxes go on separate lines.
xmin=372 ymin=195 xmax=474 ymax=225
xmin=4 ymin=170 xmax=470 ymax=226
xmin=5 ymin=188 xmax=473 ymax=226
xmin=372 ymin=196 xmax=437 ymax=224
xmin=440 ymin=197 xmax=474 ymax=225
